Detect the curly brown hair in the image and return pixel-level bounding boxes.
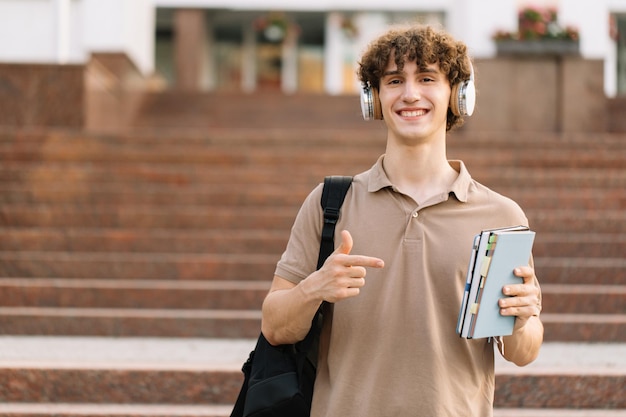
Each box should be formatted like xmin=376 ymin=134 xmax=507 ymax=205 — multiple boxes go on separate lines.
xmin=357 ymin=24 xmax=473 ymax=131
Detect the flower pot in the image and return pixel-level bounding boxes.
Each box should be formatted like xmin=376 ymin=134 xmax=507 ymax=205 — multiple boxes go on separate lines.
xmin=496 ymin=40 xmax=579 ymax=56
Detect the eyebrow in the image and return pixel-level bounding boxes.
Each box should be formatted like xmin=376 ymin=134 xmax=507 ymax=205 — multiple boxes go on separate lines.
xmin=382 ymin=66 xmax=440 ymax=77
xmin=382 ymin=69 xmax=401 ymax=77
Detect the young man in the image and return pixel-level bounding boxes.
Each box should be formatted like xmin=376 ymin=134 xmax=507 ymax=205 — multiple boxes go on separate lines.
xmin=261 ymin=24 xmax=543 ymax=417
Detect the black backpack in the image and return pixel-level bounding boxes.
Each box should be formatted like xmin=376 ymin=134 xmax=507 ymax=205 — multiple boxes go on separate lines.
xmin=230 ymin=176 xmax=353 ymax=417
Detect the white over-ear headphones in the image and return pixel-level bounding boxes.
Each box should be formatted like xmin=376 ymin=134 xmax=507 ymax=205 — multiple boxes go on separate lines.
xmin=450 ymin=61 xmax=476 ymax=117
xmin=360 ymin=83 xmax=382 ymax=121
xmin=360 ymin=60 xmax=476 ymax=120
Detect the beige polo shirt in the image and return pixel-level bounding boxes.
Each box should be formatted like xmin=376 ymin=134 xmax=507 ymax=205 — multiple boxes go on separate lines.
xmin=275 ymin=155 xmax=535 ymax=417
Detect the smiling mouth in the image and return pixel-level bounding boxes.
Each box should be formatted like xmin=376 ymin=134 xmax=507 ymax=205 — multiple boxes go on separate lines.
xmin=399 ymin=109 xmax=428 ymax=117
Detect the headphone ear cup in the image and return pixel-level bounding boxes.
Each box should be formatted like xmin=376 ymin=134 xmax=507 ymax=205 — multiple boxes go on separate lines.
xmin=371 ymin=87 xmax=383 ymax=120
xmin=360 ymin=85 xmax=374 ymax=120
xmin=463 ymin=79 xmax=476 ymax=116
xmin=450 ymin=82 xmax=462 ymax=117
xmin=361 ymin=85 xmax=384 ymax=120
xmin=450 ymin=79 xmax=476 ymax=117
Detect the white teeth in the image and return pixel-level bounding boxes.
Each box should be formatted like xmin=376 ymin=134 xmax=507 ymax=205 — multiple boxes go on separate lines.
xmin=400 ymin=110 xmax=426 ymax=117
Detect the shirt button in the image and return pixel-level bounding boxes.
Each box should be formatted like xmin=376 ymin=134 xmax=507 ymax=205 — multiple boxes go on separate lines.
xmin=412 ymin=211 xmax=419 ymax=218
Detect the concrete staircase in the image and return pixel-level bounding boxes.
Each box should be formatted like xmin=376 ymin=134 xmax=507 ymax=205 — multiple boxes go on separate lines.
xmin=0 ymin=118 xmax=625 ymax=415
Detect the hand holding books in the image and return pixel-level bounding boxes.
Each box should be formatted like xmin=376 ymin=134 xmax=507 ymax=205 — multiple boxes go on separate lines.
xmin=457 ymin=226 xmax=536 ymax=339
xmin=499 ymin=265 xmax=542 ymax=321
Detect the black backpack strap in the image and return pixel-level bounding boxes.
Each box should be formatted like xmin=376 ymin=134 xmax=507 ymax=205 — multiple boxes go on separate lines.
xmin=317 ymin=175 xmax=353 ymax=269
xmin=299 ymin=176 xmax=353 ymax=356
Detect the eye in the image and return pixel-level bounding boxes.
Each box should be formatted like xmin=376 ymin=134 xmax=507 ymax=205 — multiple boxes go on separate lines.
xmin=386 ymin=78 xmax=402 ymax=85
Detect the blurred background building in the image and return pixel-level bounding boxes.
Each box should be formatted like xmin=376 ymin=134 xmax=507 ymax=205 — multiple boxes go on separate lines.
xmin=1 ymin=0 xmax=626 ymax=96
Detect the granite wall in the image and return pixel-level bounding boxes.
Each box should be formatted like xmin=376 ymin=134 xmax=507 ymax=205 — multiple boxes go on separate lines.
xmin=0 ymin=63 xmax=84 ymax=128
xmin=465 ymin=56 xmax=607 ymax=133
xmin=0 ymin=55 xmax=618 ymax=133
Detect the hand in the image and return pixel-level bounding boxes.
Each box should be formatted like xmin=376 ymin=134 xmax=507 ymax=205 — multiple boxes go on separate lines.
xmin=309 ymin=230 xmax=384 ymax=303
xmin=499 ymin=266 xmax=541 ymax=325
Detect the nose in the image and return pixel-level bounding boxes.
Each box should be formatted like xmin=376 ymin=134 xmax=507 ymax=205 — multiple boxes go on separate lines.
xmin=401 ymin=80 xmax=421 ymax=102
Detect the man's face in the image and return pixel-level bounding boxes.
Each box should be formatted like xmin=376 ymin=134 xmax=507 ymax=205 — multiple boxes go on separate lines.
xmin=377 ymin=55 xmax=451 ymax=144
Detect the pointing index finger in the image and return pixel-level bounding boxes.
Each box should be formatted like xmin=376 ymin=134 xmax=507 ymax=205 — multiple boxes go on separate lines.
xmin=343 ymin=254 xmax=384 ymax=269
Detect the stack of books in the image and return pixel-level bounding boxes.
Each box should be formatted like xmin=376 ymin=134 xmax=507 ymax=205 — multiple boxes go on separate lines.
xmin=457 ymin=225 xmax=536 ymax=339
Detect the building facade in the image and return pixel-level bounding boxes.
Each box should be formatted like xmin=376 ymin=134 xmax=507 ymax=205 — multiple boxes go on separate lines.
xmin=1 ymin=0 xmax=626 ymax=96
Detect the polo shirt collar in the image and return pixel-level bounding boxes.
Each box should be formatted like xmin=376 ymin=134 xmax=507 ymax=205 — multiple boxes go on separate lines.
xmin=368 ymin=155 xmax=471 ymax=203
xmin=448 ymin=160 xmax=470 ymax=203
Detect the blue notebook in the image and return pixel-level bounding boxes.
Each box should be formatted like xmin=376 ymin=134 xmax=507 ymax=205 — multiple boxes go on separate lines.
xmin=457 ymin=226 xmax=535 ymax=339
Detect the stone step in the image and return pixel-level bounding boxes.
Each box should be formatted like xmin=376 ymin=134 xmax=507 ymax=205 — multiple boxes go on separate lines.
xmin=0 ymin=154 xmax=626 ymax=186
xmin=0 ymin=307 xmax=261 ymax=338
xmin=1 ymin=138 xmax=625 ymax=169
xmin=0 ymin=307 xmax=623 ymax=341
xmin=1 ymin=183 xmax=624 ymax=210
xmin=1 ymin=229 xmax=624 ymax=258
xmin=541 ymin=313 xmax=626 ymax=342
xmin=0 ymin=126 xmax=382 ymax=145
xmin=0 ymin=183 xmax=314 ymax=207
xmin=2 ymin=163 xmax=626 ymax=189
xmin=476 ymin=167 xmax=626 ymax=189
xmin=540 ymin=284 xmax=626 ymax=314
xmin=0 ymin=337 xmax=623 ymax=409
xmin=0 ymin=160 xmax=361 ymax=184
xmin=131 ymin=92 xmax=370 ymax=130
xmin=535 ymin=257 xmax=626 ymax=285
xmin=513 ymin=189 xmax=626 ymax=210
xmin=0 ymin=251 xmax=278 ymax=281
xmin=0 ymin=143 xmax=382 ymax=165
xmin=0 ymin=278 xmax=621 ymax=314
xmin=0 ymin=248 xmax=624 ymax=284
xmin=0 ymin=228 xmax=290 ymax=254
xmin=494 ymin=411 xmax=626 ymax=417
xmin=0 ymin=279 xmax=269 ymax=310
xmin=0 ymin=252 xmax=624 ymax=284
xmin=0 ymin=205 xmax=301 ymax=230
xmin=2 ymin=126 xmax=625 ymax=151
xmin=2 ymin=205 xmax=625 ymax=233
xmin=2 ymin=125 xmax=625 ymax=146
xmin=534 ymin=233 xmax=626 ymax=259
xmin=0 ymin=404 xmax=232 ymax=417
xmin=529 ymin=210 xmax=626 ymax=234
xmin=0 ymin=406 xmax=624 ymax=417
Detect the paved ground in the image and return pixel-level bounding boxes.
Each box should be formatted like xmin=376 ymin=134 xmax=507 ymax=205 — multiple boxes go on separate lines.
xmin=0 ymin=336 xmax=625 ymax=375
xmin=0 ymin=336 xmax=256 ymax=370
